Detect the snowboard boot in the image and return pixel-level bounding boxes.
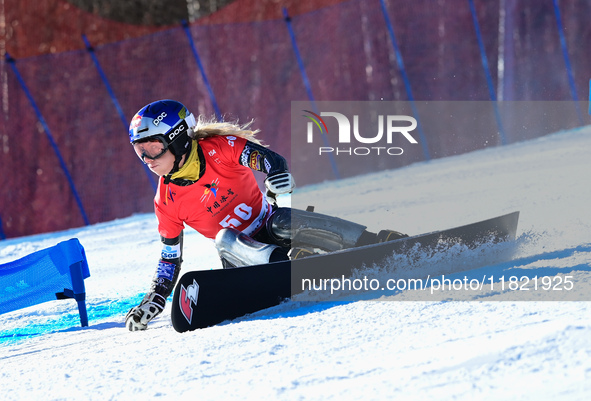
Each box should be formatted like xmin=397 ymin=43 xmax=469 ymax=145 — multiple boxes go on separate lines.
xmin=268 ymin=207 xmax=410 ymax=252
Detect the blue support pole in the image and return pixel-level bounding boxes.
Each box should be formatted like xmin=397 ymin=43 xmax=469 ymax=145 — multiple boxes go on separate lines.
xmin=82 ymin=35 xmax=158 ymax=192
xmin=5 ymin=53 xmax=90 ymax=227
xmin=282 ymin=8 xmax=341 ymax=180
xmin=552 ymin=0 xmax=584 ymax=125
xmin=467 ymin=0 xmax=508 ymax=145
xmin=181 ymin=21 xmax=223 ymax=121
xmin=379 ymin=0 xmax=431 ymax=161
xmin=0 ymin=215 xmax=5 ymax=240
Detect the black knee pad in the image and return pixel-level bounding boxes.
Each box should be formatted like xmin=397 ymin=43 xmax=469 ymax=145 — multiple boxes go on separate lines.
xmin=266 ymin=207 xmax=292 ymax=248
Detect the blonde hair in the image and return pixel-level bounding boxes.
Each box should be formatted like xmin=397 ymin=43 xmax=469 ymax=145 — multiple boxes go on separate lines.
xmin=189 ymin=116 xmax=264 ymax=146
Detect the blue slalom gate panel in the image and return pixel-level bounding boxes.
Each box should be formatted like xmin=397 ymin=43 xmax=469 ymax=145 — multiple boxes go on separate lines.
xmin=0 ymin=238 xmax=90 ymax=327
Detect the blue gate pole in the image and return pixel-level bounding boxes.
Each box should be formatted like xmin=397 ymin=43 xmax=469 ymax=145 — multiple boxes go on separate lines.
xmin=468 ymin=0 xmax=508 ymax=145
xmin=82 ymin=35 xmax=158 ymax=192
xmin=181 ymin=21 xmax=223 ymax=121
xmin=282 ymin=8 xmax=341 ymax=180
xmin=5 ymin=52 xmax=90 ymax=226
xmin=0 ymin=214 xmax=5 ymax=240
xmin=379 ymin=0 xmax=431 ymax=161
xmin=552 ymin=0 xmax=584 ymax=125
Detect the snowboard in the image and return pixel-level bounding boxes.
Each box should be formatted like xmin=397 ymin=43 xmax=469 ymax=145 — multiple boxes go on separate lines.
xmin=171 ymin=211 xmax=519 ymax=332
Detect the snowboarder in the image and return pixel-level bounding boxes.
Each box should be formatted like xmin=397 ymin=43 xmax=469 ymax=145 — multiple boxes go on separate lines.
xmin=125 ymin=99 xmax=407 ymax=331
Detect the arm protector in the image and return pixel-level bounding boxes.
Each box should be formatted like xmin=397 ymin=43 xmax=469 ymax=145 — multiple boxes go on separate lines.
xmin=125 ymin=232 xmax=183 ymax=331
xmin=239 ymin=141 xmax=289 ymax=176
xmin=148 ymin=232 xmax=183 ymax=299
xmin=240 ymin=141 xmax=295 ymax=200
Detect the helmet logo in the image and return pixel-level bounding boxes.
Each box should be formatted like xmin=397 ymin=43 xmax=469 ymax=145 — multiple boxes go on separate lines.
xmin=168 ymin=121 xmax=188 ymax=141
xmin=130 ymin=114 xmax=142 ymax=130
xmin=154 ymin=112 xmax=167 ymax=126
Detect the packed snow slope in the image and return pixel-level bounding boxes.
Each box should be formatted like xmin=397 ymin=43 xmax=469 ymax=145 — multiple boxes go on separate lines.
xmin=1 ymin=126 xmax=590 ymax=400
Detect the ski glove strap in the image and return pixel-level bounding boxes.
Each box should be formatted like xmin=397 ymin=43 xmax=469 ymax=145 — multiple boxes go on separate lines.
xmin=125 ymin=292 xmax=166 ymax=331
xmin=265 ymin=172 xmax=295 ymax=195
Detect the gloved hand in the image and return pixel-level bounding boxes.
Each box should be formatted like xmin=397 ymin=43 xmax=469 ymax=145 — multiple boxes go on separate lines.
xmin=264 ymin=172 xmax=295 ymax=204
xmin=125 ymin=292 xmax=166 ymax=331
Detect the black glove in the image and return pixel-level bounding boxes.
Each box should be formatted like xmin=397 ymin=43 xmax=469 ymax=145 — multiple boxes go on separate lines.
xmin=125 ymin=292 xmax=166 ymax=331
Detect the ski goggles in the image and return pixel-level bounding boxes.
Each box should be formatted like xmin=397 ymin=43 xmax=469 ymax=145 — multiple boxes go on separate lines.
xmin=133 ymin=137 xmax=168 ymax=163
